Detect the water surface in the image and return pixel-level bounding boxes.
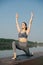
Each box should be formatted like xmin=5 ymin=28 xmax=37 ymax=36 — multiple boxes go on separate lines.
xmin=0 ymin=46 xmax=43 ymax=58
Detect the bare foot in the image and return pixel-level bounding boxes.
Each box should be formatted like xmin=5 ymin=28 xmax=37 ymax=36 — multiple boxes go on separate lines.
xmin=12 ymin=57 xmax=16 ymax=60
xmin=12 ymin=53 xmax=16 ymax=60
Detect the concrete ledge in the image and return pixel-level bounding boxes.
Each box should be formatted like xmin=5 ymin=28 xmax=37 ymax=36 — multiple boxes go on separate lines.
xmin=0 ymin=52 xmax=43 ymax=65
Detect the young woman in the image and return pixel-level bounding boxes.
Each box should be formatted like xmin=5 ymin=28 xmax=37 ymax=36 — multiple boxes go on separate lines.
xmin=12 ymin=12 xmax=34 ymax=59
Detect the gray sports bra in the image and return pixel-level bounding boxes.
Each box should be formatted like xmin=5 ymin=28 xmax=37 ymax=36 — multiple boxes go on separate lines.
xmin=18 ymin=32 xmax=28 ymax=38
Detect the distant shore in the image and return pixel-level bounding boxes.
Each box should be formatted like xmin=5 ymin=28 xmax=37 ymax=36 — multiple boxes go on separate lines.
xmin=0 ymin=38 xmax=43 ymax=50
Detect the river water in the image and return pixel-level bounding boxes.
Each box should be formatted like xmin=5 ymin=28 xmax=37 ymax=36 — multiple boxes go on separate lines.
xmin=0 ymin=46 xmax=43 ymax=58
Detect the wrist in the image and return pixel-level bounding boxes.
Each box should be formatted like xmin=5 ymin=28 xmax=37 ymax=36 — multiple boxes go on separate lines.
xmin=16 ymin=17 xmax=18 ymax=19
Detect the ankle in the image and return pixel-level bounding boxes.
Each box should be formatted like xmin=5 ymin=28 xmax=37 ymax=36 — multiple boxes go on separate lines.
xmin=14 ymin=53 xmax=16 ymax=58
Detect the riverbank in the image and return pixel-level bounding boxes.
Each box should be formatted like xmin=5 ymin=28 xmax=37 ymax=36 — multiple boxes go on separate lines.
xmin=0 ymin=52 xmax=43 ymax=65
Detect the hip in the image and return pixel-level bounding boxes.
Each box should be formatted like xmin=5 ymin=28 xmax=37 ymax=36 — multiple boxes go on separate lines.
xmin=18 ymin=41 xmax=28 ymax=47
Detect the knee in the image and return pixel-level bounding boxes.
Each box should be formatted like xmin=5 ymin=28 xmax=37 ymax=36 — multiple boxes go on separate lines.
xmin=12 ymin=41 xmax=16 ymax=46
xmin=12 ymin=41 xmax=15 ymax=44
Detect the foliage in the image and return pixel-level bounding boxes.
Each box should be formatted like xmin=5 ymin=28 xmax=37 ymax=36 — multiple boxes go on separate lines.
xmin=0 ymin=38 xmax=43 ymax=50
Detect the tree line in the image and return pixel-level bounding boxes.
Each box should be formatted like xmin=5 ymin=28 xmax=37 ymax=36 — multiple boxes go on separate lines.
xmin=0 ymin=38 xmax=43 ymax=50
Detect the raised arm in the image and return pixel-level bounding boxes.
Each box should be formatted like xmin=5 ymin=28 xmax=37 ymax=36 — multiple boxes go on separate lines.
xmin=26 ymin=12 xmax=34 ymax=35
xmin=16 ymin=13 xmax=21 ymax=33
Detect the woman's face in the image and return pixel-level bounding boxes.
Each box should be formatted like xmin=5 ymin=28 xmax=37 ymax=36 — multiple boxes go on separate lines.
xmin=21 ymin=23 xmax=26 ymax=29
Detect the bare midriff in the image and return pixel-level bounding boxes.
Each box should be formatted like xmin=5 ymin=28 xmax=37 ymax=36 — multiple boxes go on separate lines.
xmin=18 ymin=38 xmax=27 ymax=43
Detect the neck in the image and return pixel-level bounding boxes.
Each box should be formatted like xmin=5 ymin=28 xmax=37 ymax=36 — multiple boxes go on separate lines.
xmin=21 ymin=28 xmax=26 ymax=32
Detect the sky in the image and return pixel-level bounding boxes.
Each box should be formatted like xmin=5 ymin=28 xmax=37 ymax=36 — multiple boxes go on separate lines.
xmin=0 ymin=0 xmax=43 ymax=42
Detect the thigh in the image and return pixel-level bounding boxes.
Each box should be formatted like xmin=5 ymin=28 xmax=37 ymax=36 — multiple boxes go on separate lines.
xmin=15 ymin=41 xmax=29 ymax=50
xmin=22 ymin=42 xmax=29 ymax=51
xmin=15 ymin=41 xmax=22 ymax=50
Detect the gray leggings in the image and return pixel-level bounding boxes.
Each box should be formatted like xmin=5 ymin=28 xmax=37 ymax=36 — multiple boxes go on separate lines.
xmin=12 ymin=41 xmax=30 ymax=56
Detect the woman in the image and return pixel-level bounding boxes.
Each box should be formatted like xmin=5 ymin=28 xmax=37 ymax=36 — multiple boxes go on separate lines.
xmin=12 ymin=12 xmax=34 ymax=59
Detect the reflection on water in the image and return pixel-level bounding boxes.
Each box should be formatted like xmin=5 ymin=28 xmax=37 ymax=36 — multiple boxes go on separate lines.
xmin=0 ymin=47 xmax=43 ymax=58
